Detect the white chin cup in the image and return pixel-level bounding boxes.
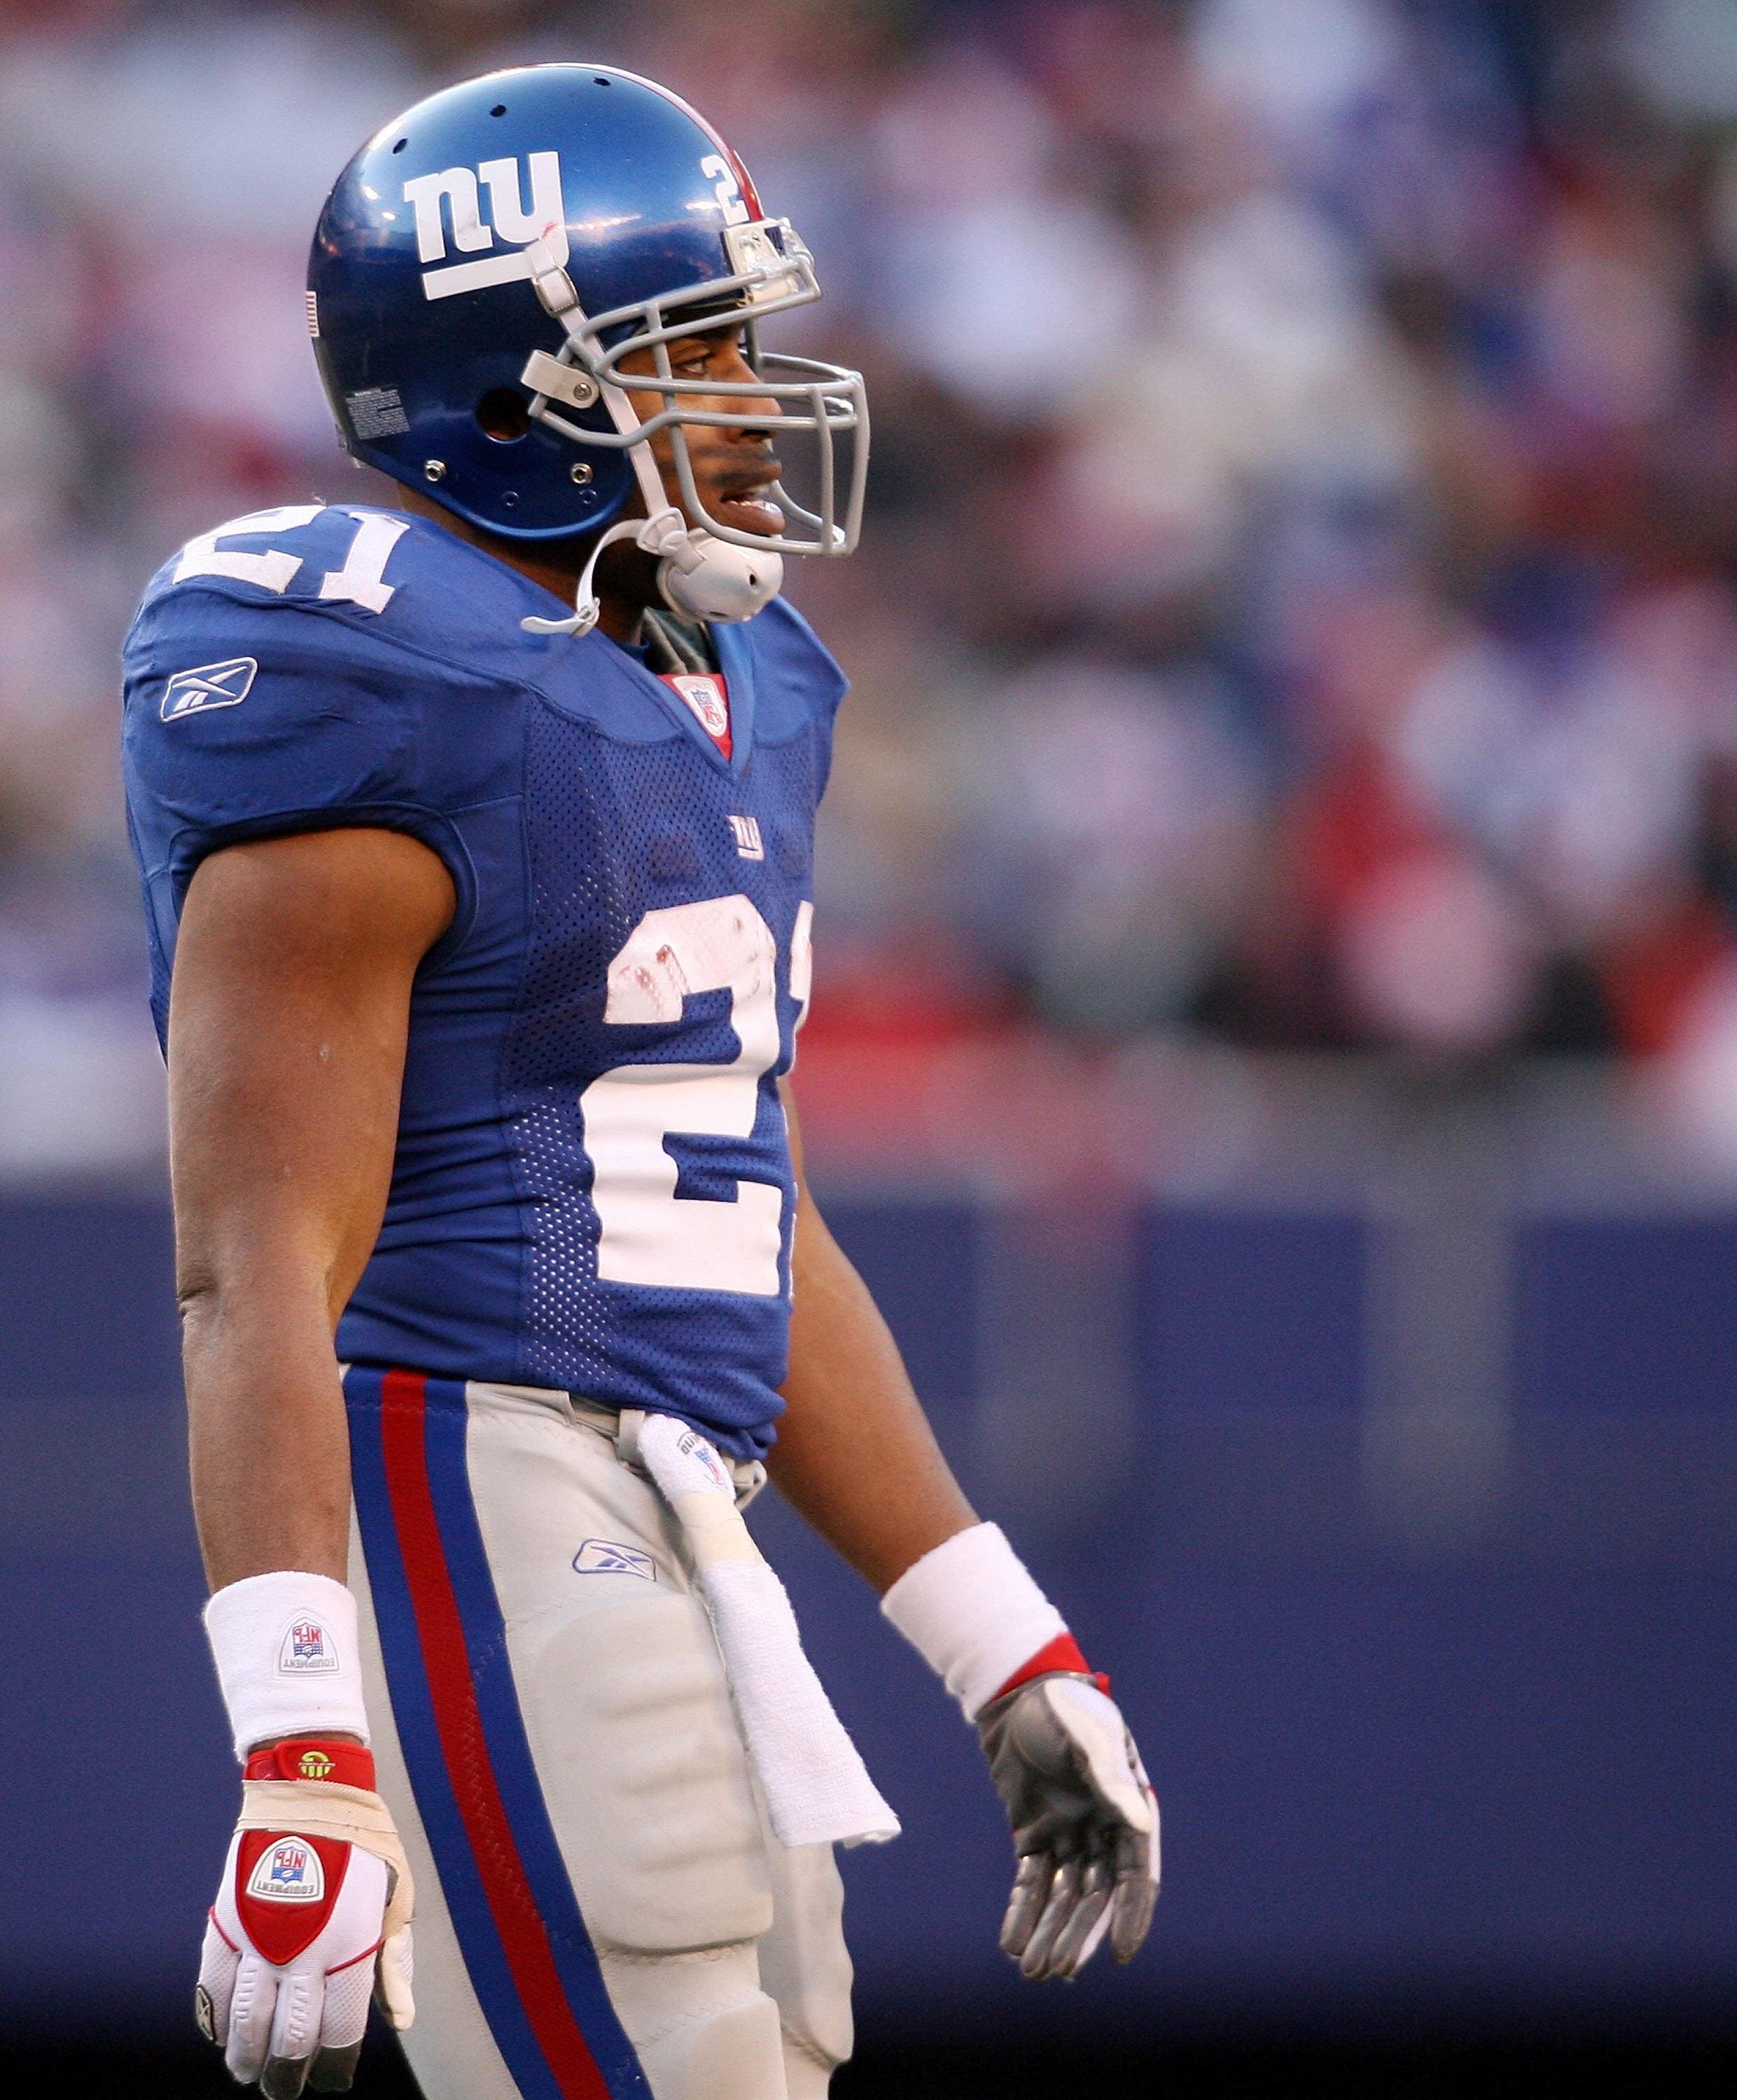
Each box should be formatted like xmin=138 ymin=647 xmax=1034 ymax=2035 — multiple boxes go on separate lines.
xmin=658 ymin=531 xmax=783 ymax=624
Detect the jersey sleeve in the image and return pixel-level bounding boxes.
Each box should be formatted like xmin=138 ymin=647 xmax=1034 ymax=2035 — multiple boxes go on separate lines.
xmin=122 ymin=576 xmax=476 ymax=906
xmin=120 ymin=532 xmax=512 ymax=1047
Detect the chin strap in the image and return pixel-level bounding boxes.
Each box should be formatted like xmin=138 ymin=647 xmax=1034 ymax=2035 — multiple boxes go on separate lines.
xmin=518 ymin=233 xmax=786 ymax=640
xmin=520 ymin=506 xmax=688 ymax=638
xmin=518 ymin=514 xmax=786 ymax=637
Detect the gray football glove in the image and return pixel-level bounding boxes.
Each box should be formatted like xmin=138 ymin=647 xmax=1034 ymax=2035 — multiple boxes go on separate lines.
xmin=976 ymin=1674 xmax=1159 ymax=1980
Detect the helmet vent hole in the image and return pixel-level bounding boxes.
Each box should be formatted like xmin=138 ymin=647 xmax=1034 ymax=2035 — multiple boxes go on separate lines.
xmin=594 ymin=76 xmax=611 ymax=86
xmin=490 ymin=104 xmax=506 ymax=117
xmin=476 ymin=388 xmax=532 ymax=442
xmin=391 ymin=138 xmax=406 ymax=153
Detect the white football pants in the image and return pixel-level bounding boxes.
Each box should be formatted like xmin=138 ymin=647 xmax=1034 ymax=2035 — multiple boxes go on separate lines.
xmin=342 ymin=1366 xmax=853 ymax=2100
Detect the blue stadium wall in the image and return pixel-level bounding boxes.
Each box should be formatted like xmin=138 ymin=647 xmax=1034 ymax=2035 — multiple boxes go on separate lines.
xmin=1 ymin=1191 xmax=1733 ymax=2042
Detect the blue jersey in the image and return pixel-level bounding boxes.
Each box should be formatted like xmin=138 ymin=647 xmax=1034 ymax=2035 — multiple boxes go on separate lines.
xmin=120 ymin=504 xmax=845 ymax=1456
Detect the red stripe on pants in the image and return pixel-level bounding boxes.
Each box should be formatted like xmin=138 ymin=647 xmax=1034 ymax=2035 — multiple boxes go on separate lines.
xmin=377 ymin=1368 xmax=611 ymax=2100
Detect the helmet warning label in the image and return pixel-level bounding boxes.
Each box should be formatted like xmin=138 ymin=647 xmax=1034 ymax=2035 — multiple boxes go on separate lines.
xmin=345 ymin=387 xmax=410 ymax=440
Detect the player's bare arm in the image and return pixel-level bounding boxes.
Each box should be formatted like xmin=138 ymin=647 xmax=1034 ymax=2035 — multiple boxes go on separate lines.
xmin=161 ymin=827 xmax=449 ymax=2088
xmin=777 ymin=1084 xmax=1159 ymax=1974
xmin=774 ymin=1081 xmax=979 ymax=1592
xmin=172 ymin=828 xmax=455 ymax=1593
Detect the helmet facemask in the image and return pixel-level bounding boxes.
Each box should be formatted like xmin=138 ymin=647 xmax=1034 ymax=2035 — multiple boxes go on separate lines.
xmin=519 ymin=218 xmax=867 ymax=562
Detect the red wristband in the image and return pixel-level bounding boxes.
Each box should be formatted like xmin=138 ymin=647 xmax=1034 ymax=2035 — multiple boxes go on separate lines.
xmin=244 ymin=1737 xmax=377 ymax=1790
xmin=989 ymin=1631 xmax=1112 ymax=1706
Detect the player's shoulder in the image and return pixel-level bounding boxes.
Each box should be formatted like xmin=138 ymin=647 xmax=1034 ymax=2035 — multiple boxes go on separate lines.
xmin=738 ymin=594 xmax=849 ymax=743
xmin=124 ymin=502 xmax=535 ymax=688
xmin=120 ymin=505 xmax=537 ymax=854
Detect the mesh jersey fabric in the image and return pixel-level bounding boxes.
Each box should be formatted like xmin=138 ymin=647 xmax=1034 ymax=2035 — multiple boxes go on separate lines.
xmin=120 ymin=503 xmax=844 ymax=1456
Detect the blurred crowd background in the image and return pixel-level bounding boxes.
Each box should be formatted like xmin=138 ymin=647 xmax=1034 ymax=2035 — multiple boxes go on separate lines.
xmin=11 ymin=0 xmax=1737 ymax=1167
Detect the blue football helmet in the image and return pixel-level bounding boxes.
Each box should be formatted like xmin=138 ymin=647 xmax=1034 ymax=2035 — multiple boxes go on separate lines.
xmin=307 ymin=64 xmax=867 ymax=630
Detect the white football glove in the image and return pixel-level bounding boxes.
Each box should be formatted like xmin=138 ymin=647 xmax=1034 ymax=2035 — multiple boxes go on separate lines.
xmin=976 ymin=1674 xmax=1159 ymax=1980
xmin=196 ymin=1739 xmax=414 ymax=2097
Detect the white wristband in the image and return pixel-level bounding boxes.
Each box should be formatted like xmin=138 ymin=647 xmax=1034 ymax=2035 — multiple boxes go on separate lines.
xmin=880 ymin=1522 xmax=1068 ymax=1723
xmin=204 ymin=1570 xmax=370 ymax=1761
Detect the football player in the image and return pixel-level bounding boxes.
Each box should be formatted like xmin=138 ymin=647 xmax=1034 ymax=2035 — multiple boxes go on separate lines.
xmin=120 ymin=65 xmax=1157 ymax=2100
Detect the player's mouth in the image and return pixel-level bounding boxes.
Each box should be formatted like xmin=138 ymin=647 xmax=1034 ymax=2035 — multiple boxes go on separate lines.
xmin=709 ymin=456 xmax=785 ymax=538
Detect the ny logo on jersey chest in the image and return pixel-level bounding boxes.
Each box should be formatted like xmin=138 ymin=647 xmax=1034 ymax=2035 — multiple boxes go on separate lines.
xmin=727 ymin=815 xmax=765 ymax=860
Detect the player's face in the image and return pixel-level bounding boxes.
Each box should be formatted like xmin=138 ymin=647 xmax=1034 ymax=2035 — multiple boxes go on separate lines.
xmin=615 ymin=324 xmax=784 ymax=541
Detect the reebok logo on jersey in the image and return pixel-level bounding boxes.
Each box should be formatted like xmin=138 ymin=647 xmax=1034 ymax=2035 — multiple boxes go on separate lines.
xmin=277 ymin=1619 xmax=340 ymax=1675
xmin=573 ymin=1538 xmax=657 ymax=1580
xmin=160 ymin=657 xmax=257 ymax=722
xmin=727 ymin=814 xmax=765 ymax=860
xmin=246 ymin=1838 xmax=324 ymax=1905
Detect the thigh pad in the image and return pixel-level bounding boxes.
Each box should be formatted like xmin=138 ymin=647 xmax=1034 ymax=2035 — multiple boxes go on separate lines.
xmin=519 ymin=1587 xmax=774 ymax=1955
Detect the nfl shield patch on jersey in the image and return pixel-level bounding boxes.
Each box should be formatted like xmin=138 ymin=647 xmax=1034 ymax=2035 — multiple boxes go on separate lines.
xmin=660 ymin=670 xmax=732 ymax=757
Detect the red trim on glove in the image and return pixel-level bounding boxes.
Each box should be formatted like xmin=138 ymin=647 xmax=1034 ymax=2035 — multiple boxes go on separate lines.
xmin=244 ymin=1738 xmax=377 ymax=1791
xmin=989 ymin=1632 xmax=1112 ymax=1704
xmin=325 ymin=1936 xmax=386 ymax=1976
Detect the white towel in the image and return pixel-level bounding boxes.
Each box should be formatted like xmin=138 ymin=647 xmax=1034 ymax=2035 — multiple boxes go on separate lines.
xmin=637 ymin=1413 xmax=900 ymax=1850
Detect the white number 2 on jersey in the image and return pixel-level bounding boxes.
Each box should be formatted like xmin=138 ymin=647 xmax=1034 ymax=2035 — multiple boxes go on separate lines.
xmin=584 ymin=896 xmax=807 ymax=1297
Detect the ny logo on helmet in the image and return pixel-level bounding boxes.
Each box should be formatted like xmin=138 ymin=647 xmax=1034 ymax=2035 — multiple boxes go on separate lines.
xmin=403 ymin=153 xmax=568 ymax=302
